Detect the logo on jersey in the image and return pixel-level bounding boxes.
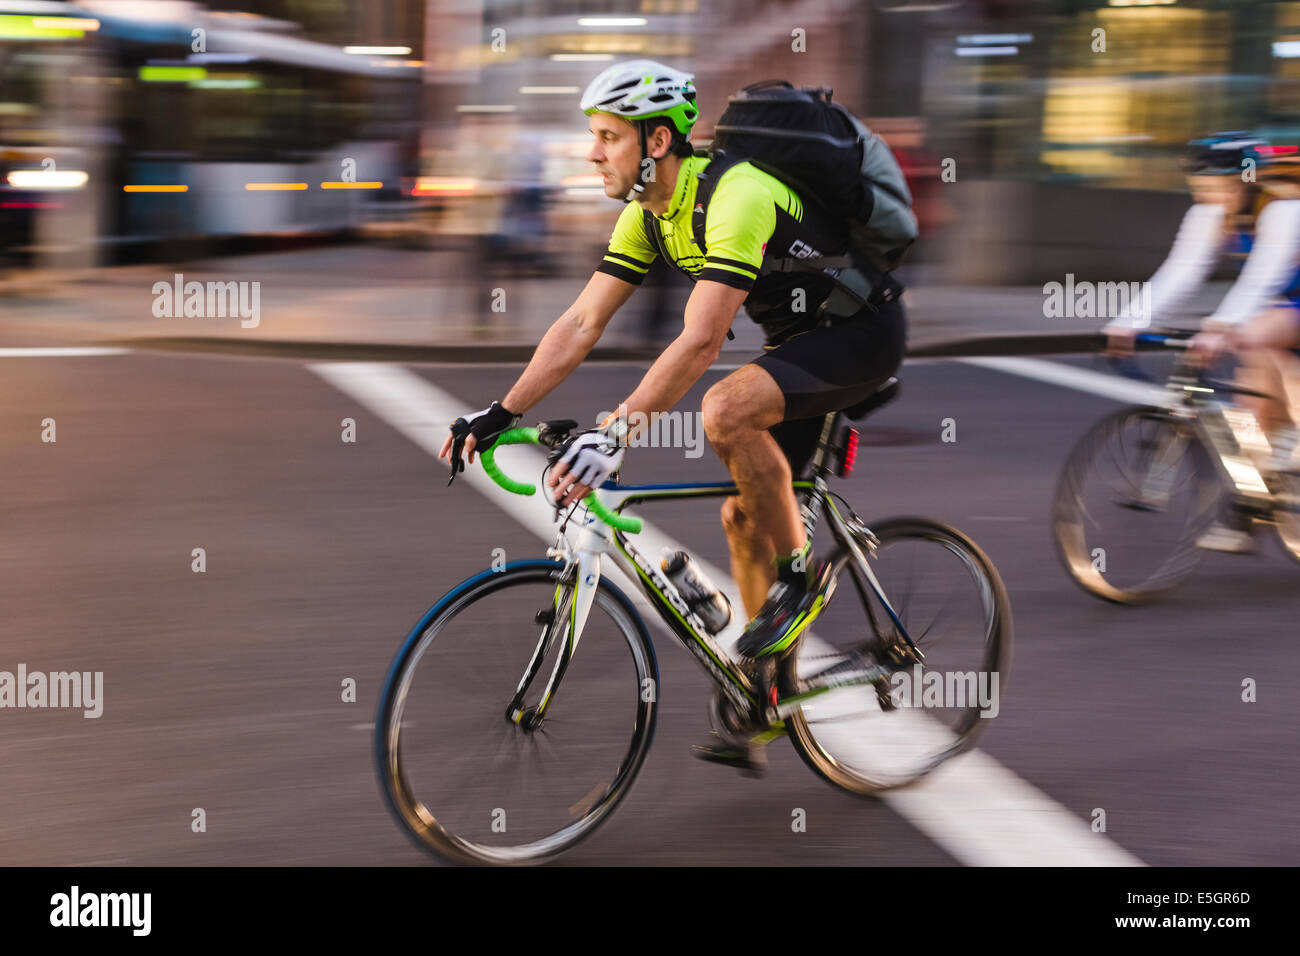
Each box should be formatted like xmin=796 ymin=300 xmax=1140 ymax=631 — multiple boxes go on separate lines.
xmin=694 ymin=203 xmax=704 ymax=215
xmin=787 ymin=239 xmax=821 ymax=260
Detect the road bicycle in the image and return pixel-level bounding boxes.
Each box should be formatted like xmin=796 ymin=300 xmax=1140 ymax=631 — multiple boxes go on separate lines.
xmin=1053 ymin=329 xmax=1300 ymax=604
xmin=376 ymin=378 xmax=1013 ymax=865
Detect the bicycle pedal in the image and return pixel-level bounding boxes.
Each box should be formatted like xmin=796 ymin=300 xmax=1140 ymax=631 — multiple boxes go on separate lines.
xmin=691 ymin=735 xmax=768 ymax=776
xmin=534 ymin=607 xmax=555 ymax=625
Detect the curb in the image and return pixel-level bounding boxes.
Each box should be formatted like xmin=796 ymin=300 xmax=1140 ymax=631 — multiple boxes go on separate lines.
xmin=106 ymin=331 xmax=1109 ymax=363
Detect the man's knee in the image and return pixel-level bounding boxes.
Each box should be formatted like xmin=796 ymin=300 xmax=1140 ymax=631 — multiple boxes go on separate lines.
xmin=702 ymin=382 xmax=743 ymax=446
xmin=703 ymin=368 xmax=784 ymax=444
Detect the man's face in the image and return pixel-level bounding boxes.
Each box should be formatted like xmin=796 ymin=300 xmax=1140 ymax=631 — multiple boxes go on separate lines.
xmin=587 ymin=112 xmax=641 ymax=199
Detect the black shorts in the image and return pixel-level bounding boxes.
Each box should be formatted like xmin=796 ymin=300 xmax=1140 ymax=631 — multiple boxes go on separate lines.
xmin=752 ymin=298 xmax=907 ymax=477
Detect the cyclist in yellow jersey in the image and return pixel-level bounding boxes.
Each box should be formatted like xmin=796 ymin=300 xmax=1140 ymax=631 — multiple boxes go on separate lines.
xmin=440 ymin=61 xmax=907 ymax=768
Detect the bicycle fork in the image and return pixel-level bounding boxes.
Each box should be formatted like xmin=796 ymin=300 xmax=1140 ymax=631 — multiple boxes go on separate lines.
xmin=504 ymin=524 xmax=603 ymax=730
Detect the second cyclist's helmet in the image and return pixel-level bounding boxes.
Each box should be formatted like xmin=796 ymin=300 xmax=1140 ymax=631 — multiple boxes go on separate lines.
xmin=1186 ymin=132 xmax=1268 ymax=176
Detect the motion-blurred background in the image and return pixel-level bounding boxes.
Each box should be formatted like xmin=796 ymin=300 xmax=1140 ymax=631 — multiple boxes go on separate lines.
xmin=6 ymin=0 xmax=1297 ymax=299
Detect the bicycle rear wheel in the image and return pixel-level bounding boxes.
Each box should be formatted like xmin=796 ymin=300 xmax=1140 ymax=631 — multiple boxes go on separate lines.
xmin=780 ymin=516 xmax=1012 ymax=794
xmin=1052 ymin=405 xmax=1222 ymax=604
xmin=376 ymin=560 xmax=657 ymax=865
xmin=1269 ymin=469 xmax=1300 ymax=564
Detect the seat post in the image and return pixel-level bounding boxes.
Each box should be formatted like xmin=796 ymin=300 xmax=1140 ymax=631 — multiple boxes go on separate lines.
xmin=805 ymin=410 xmax=841 ymax=478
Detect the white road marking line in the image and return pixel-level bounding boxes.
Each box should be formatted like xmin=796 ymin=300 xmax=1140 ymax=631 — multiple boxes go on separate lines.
xmin=310 ymin=361 xmax=1144 ymax=867
xmin=959 ymin=356 xmax=1168 ymax=406
xmin=0 ymin=346 xmax=130 ymax=358
xmin=308 ymin=362 xmax=653 ymax=608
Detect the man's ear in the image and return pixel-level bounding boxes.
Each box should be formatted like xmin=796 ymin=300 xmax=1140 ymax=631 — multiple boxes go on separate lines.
xmin=648 ymin=122 xmax=674 ymax=161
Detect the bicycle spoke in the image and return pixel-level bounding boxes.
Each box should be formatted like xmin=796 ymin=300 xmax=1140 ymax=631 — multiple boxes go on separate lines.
xmin=788 ymin=517 xmax=1010 ymax=793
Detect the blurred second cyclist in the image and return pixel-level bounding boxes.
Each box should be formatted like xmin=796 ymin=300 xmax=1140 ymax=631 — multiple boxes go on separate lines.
xmin=1104 ymin=132 xmax=1300 ymax=552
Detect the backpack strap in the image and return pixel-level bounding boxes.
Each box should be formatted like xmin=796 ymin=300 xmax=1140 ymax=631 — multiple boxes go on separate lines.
xmin=761 ymin=254 xmax=855 ymax=274
xmin=700 ymin=149 xmax=856 ymax=276
xmin=690 ymin=149 xmax=743 ymax=258
xmin=641 ymin=207 xmax=671 ymax=265
xmin=641 ymin=196 xmax=735 ymax=340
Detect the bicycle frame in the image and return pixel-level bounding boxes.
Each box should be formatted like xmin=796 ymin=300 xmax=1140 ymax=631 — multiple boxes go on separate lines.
xmin=518 ymin=413 xmax=912 ymax=728
xmin=1135 ymin=336 xmax=1278 ymax=514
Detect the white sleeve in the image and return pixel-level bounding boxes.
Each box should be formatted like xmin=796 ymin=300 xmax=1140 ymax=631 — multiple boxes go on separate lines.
xmin=1206 ymin=199 xmax=1300 ymax=327
xmin=1111 ymin=203 xmax=1224 ymax=329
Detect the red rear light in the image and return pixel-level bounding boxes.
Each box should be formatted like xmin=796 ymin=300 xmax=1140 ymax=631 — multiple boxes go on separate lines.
xmin=840 ymin=428 xmax=859 ymax=477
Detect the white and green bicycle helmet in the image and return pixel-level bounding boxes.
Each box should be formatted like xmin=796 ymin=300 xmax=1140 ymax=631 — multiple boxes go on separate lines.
xmin=581 ymin=59 xmax=698 ymax=200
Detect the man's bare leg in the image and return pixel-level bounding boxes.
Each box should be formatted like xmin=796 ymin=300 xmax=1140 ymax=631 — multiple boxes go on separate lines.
xmin=701 ymin=364 xmax=805 ymax=620
xmin=1238 ymin=344 xmax=1289 ymax=437
xmin=1237 ymin=309 xmax=1300 ymax=462
xmin=719 ymin=497 xmax=776 ymax=620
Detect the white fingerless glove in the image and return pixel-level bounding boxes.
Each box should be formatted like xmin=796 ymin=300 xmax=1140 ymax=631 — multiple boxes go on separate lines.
xmin=556 ymin=429 xmax=625 ymax=493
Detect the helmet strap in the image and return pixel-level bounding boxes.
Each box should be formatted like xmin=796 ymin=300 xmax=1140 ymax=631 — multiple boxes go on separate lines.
xmin=623 ymin=122 xmax=651 ymax=203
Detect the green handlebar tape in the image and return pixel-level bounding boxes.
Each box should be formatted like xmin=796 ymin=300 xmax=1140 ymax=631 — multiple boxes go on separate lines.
xmin=479 ymin=427 xmax=539 ymax=495
xmin=584 ymin=495 xmax=642 ymax=534
xmin=476 ymin=427 xmax=642 ymax=534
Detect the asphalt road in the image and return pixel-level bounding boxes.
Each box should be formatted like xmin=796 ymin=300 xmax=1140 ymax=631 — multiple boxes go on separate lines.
xmin=1 ymin=346 xmax=1296 ymax=865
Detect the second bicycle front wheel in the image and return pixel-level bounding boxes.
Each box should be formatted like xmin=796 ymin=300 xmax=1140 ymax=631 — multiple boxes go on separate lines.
xmin=1052 ymin=405 xmax=1222 ymax=604
xmin=376 ymin=559 xmax=657 ymax=865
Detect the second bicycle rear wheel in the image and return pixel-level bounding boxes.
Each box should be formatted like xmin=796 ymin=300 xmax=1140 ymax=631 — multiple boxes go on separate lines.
xmin=1268 ymin=468 xmax=1300 ymax=564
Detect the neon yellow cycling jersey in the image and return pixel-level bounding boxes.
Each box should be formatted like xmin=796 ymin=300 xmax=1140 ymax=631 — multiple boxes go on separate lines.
xmin=595 ymin=154 xmax=848 ymax=324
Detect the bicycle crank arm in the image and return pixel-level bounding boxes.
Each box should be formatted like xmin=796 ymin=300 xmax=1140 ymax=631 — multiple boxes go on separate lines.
xmin=775 ymin=661 xmax=896 ymax=719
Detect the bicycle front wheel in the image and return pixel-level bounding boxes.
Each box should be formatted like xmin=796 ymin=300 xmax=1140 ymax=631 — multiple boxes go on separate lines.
xmin=781 ymin=516 xmax=1012 ymax=794
xmin=376 ymin=560 xmax=657 ymax=865
xmin=1052 ymin=405 xmax=1222 ymax=604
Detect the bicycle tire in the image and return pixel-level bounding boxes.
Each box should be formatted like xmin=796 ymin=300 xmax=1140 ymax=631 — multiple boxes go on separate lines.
xmin=1052 ymin=405 xmax=1222 ymax=604
xmin=779 ymin=516 xmax=1012 ymax=795
xmin=375 ymin=559 xmax=658 ymax=865
xmin=1269 ymin=470 xmax=1300 ymax=565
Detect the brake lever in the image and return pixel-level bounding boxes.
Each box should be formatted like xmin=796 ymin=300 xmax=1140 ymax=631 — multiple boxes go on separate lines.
xmin=447 ymin=433 xmax=466 ymax=486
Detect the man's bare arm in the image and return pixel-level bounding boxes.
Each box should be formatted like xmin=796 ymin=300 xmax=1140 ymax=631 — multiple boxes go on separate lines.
xmin=501 ymin=271 xmax=637 ymax=416
xmin=548 ymin=279 xmax=744 ymax=506
xmin=438 ymin=271 xmax=635 ymax=464
xmin=601 ymin=279 xmax=745 ymax=434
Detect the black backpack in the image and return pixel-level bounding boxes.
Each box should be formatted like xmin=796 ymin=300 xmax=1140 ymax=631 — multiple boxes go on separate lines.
xmin=669 ymin=80 xmax=918 ymax=309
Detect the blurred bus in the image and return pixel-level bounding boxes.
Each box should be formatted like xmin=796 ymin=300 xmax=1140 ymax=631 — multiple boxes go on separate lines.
xmin=1 ymin=0 xmax=421 ymax=263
